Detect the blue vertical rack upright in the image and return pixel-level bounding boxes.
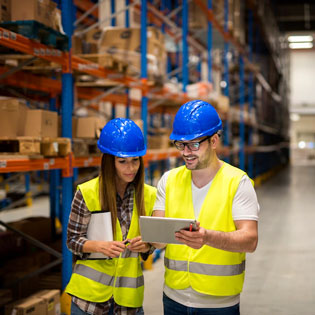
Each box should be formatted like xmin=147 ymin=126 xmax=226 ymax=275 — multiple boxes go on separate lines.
xmin=61 ymin=0 xmax=74 ymax=290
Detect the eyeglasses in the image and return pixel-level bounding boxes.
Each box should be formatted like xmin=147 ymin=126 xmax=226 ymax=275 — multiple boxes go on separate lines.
xmin=174 ymin=136 xmax=211 ymax=151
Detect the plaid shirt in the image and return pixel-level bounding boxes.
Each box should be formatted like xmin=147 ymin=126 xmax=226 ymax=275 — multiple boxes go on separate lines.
xmin=67 ymin=184 xmax=141 ymax=315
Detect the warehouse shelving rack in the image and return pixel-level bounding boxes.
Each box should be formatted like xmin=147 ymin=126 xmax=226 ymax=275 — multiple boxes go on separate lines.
xmin=0 ymin=0 xmax=290 ymax=295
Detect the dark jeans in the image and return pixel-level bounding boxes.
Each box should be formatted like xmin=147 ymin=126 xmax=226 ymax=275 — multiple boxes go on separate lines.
xmin=71 ymin=301 xmax=144 ymax=315
xmin=163 ymin=293 xmax=240 ymax=315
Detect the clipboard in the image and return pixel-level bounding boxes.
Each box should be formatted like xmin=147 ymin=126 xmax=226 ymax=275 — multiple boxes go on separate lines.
xmin=87 ymin=211 xmax=113 ymax=259
xmin=139 ymin=216 xmax=197 ymax=245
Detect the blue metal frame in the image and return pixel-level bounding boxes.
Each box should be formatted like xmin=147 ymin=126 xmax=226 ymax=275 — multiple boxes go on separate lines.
xmin=111 ymin=0 xmax=116 ymax=26
xmin=61 ymin=0 xmax=74 ymax=290
xmin=125 ymin=0 xmax=130 ymax=27
xmin=207 ymin=0 xmax=213 ymax=83
xmin=239 ymin=55 xmax=245 ymax=170
xmin=141 ymin=0 xmax=148 ymax=144
xmin=111 ymin=104 xmax=116 ymax=119
xmin=182 ymin=0 xmax=188 ymax=93
xmin=223 ymin=0 xmax=230 ymax=161
xmin=248 ymin=9 xmax=254 ymax=178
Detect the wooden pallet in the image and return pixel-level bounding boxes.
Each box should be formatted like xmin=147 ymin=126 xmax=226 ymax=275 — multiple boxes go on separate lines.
xmin=72 ymin=138 xmax=100 ymax=157
xmin=77 ymin=52 xmax=129 ymax=73
xmin=0 ymin=20 xmax=68 ymax=51
xmin=0 ymin=137 xmax=71 ymax=157
xmin=0 ymin=137 xmax=41 ymax=155
xmin=41 ymin=137 xmax=71 ymax=157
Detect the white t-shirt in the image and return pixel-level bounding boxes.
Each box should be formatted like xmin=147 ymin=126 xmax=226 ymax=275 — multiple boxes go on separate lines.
xmin=154 ymin=170 xmax=260 ymax=308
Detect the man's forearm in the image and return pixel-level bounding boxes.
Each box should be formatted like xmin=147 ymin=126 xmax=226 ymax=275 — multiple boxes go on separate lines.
xmin=204 ymin=228 xmax=258 ymax=253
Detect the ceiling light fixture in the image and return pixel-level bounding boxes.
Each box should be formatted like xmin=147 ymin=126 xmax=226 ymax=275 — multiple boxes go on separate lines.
xmin=288 ymin=35 xmax=313 ymax=42
xmin=289 ymin=42 xmax=313 ymax=49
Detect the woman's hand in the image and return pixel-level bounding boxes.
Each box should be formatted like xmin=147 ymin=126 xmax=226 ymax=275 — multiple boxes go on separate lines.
xmin=127 ymin=236 xmax=151 ymax=253
xmin=94 ymin=240 xmax=126 ymax=258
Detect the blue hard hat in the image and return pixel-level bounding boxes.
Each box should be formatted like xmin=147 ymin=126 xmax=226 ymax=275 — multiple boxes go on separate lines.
xmin=170 ymin=100 xmax=222 ymax=141
xmin=97 ymin=118 xmax=146 ymax=157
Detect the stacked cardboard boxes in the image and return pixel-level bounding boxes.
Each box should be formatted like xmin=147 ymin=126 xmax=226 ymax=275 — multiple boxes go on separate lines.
xmin=5 ymin=290 xmax=60 ymax=315
xmin=74 ymin=26 xmax=166 ymax=80
xmin=100 ymin=26 xmax=166 ymax=79
xmin=0 ymin=98 xmax=59 ymax=138
xmin=10 ymin=0 xmax=60 ymax=30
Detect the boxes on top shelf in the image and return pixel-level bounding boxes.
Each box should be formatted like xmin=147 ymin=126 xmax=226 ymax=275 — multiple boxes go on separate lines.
xmin=10 ymin=0 xmax=57 ymax=29
xmin=98 ymin=26 xmax=167 ymax=79
xmin=0 ymin=98 xmax=28 ymax=137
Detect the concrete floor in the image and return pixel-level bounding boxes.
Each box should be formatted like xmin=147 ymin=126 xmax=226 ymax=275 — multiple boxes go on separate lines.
xmin=143 ymin=165 xmax=315 ymax=315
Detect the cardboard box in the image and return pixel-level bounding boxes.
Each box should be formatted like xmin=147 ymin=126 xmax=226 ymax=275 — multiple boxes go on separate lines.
xmin=0 ymin=0 xmax=10 ymax=21
xmin=24 ymin=109 xmax=58 ymax=138
xmin=0 ymin=98 xmax=27 ymax=137
xmin=31 ymin=290 xmax=61 ymax=315
xmin=76 ymin=116 xmax=106 ymax=139
xmin=84 ymin=28 xmax=102 ymax=54
xmin=11 ymin=0 xmax=56 ymax=28
xmin=99 ymin=27 xmax=166 ymax=77
xmin=5 ymin=296 xmax=46 ymax=315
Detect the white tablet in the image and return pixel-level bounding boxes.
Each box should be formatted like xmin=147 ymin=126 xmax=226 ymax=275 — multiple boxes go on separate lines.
xmin=139 ymin=216 xmax=197 ymax=244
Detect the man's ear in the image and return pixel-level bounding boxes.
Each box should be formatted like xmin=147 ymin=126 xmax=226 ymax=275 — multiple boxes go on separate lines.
xmin=211 ymin=134 xmax=219 ymax=148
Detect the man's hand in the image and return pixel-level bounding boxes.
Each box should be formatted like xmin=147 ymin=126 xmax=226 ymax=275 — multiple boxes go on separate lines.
xmin=175 ymin=222 xmax=206 ymax=249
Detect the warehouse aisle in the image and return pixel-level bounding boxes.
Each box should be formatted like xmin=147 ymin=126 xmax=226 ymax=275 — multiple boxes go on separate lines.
xmin=143 ymin=165 xmax=315 ymax=315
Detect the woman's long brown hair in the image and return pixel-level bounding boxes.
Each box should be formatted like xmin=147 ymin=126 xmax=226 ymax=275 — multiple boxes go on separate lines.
xmin=99 ymin=153 xmax=146 ymax=238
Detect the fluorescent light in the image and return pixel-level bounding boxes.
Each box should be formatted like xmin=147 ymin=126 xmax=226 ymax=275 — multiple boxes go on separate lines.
xmin=289 ymin=42 xmax=313 ymax=49
xmin=288 ymin=35 xmax=313 ymax=42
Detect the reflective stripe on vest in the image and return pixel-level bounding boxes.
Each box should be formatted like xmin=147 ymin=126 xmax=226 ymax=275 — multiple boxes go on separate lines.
xmin=165 ymin=257 xmax=245 ymax=276
xmin=74 ymin=264 xmax=144 ymax=288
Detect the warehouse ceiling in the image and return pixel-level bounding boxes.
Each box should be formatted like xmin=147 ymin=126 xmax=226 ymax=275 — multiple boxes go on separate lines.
xmin=272 ymin=0 xmax=315 ymax=33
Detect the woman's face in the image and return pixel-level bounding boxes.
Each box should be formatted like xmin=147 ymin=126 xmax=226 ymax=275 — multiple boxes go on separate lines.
xmin=114 ymin=156 xmax=140 ymax=184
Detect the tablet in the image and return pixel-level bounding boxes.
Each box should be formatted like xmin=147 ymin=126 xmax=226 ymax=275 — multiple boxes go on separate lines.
xmin=139 ymin=216 xmax=197 ymax=244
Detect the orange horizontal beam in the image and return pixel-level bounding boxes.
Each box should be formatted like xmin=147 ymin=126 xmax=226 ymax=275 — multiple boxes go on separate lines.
xmin=74 ymin=0 xmax=99 ymax=20
xmin=76 ymin=87 xmax=142 ymax=107
xmin=0 ymin=66 xmax=61 ymax=95
xmin=0 ymin=157 xmax=68 ymax=173
xmin=71 ymin=55 xmax=140 ymax=87
xmin=0 ymin=27 xmax=68 ymax=69
xmin=143 ymin=148 xmax=181 ymax=167
xmin=73 ymin=156 xmax=101 ymax=168
xmin=76 ymin=11 xmax=96 ymax=27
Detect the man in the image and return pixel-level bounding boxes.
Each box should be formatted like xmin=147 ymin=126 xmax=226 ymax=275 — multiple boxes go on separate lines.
xmin=152 ymin=100 xmax=259 ymax=315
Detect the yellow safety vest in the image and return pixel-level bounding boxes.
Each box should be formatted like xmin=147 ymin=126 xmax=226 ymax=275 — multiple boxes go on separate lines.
xmin=66 ymin=177 xmax=157 ymax=307
xmin=164 ymin=163 xmax=248 ymax=296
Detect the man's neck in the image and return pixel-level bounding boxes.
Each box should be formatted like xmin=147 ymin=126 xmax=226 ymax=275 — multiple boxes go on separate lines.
xmin=191 ymin=158 xmax=223 ymax=188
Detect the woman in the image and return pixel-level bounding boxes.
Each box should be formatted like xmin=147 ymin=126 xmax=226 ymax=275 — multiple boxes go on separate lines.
xmin=66 ymin=118 xmax=157 ymax=315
